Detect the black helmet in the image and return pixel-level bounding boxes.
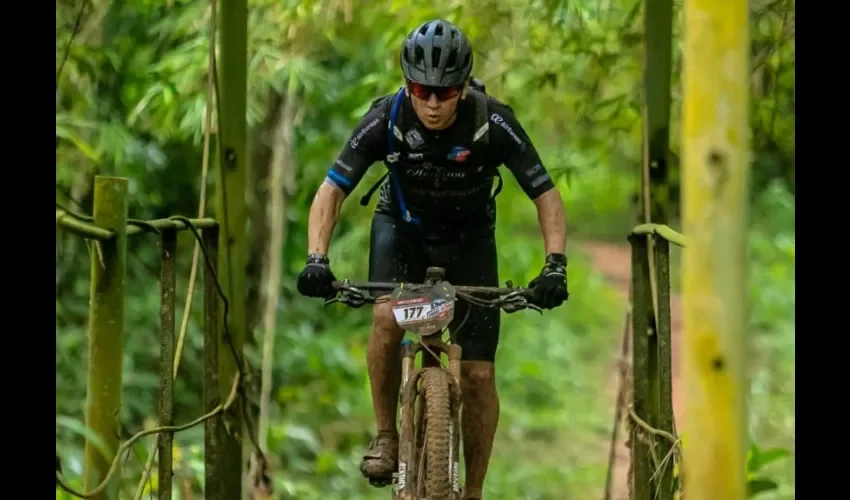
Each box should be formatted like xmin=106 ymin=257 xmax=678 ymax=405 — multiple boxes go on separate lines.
xmin=400 ymin=19 xmax=473 ymax=88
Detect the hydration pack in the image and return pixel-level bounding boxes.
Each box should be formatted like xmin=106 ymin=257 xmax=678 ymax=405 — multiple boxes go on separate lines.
xmin=358 ymin=77 xmax=503 ymax=224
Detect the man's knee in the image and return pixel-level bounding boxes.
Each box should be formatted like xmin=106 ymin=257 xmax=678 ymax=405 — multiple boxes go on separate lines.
xmin=371 ymin=299 xmax=404 ymax=342
xmin=461 ymin=361 xmax=495 ymax=388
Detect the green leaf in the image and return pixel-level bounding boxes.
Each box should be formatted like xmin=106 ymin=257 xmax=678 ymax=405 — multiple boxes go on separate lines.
xmin=55 ymin=124 xmax=100 ymax=163
xmin=56 ymin=415 xmax=113 ymax=461
xmin=748 ymin=445 xmax=790 ymax=473
xmin=747 ymin=477 xmax=779 ymax=497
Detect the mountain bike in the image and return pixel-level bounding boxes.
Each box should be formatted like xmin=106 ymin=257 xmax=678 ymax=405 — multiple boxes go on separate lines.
xmin=326 ymin=266 xmax=540 ymax=499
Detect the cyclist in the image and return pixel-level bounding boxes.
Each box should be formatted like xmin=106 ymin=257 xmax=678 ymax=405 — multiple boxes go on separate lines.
xmin=296 ymin=19 xmax=569 ymax=500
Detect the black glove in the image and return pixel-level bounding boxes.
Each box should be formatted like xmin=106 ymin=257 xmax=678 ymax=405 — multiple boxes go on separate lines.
xmin=296 ymin=253 xmax=337 ymax=299
xmin=529 ymin=253 xmax=569 ymax=309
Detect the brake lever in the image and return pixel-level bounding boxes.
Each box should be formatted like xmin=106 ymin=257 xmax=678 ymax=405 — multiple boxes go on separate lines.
xmin=499 ymin=295 xmax=542 ymax=314
xmin=323 ymin=296 xmax=340 ymax=307
xmin=346 ymin=294 xmax=368 ymax=308
xmin=325 ymin=290 xmax=372 ymax=308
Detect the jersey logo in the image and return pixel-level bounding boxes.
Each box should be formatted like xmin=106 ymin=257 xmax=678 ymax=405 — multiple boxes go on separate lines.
xmin=447 ymin=146 xmax=471 ymax=163
xmin=405 ymin=129 xmax=424 ymax=149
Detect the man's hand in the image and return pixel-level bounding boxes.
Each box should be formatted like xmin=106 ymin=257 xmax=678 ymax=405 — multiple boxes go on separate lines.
xmin=296 ymin=253 xmax=337 ymax=299
xmin=529 ymin=253 xmax=569 ymax=309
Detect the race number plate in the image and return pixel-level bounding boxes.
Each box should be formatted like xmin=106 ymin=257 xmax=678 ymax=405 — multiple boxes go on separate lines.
xmin=390 ymin=283 xmax=456 ymax=335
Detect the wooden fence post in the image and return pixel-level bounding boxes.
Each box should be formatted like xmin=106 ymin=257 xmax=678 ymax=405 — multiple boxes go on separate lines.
xmin=639 ymin=1 xmax=676 ymax=497
xmin=653 ymin=237 xmax=675 ymax=496
xmin=203 ymin=225 xmax=222 ymax=500
xmin=83 ymin=176 xmax=128 ymax=500
xmin=158 ymin=229 xmax=178 ymax=500
xmin=628 ymin=233 xmax=653 ymax=500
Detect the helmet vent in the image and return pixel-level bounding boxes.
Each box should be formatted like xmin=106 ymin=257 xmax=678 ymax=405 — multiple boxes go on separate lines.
xmin=446 ymin=49 xmax=458 ymax=69
xmin=432 ymin=48 xmax=442 ymax=67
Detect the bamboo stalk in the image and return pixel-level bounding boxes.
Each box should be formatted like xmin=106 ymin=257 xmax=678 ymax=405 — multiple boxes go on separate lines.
xmin=631 ymin=224 xmax=688 ymax=248
xmin=215 ymin=0 xmax=249 ymax=495
xmin=640 ymin=3 xmax=677 ymax=496
xmin=628 ymin=233 xmax=653 ymax=500
xmin=126 ymin=217 xmax=217 ymax=236
xmin=653 ymin=237 xmax=675 ymax=496
xmin=56 ymin=209 xmax=113 ymax=240
xmin=681 ymin=0 xmax=750 ymax=497
xmin=204 ymin=225 xmax=223 ymax=500
xmin=158 ymin=229 xmax=178 ymax=500
xmin=56 ymin=209 xmax=216 ymax=239
xmin=83 ymin=176 xmax=129 ymax=500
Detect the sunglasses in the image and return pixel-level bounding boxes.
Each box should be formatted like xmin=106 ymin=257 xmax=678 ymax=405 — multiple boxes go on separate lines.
xmin=407 ymin=81 xmax=463 ymax=101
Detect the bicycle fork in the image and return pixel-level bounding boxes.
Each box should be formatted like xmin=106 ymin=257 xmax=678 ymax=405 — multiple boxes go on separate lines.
xmin=395 ymin=337 xmax=463 ymax=499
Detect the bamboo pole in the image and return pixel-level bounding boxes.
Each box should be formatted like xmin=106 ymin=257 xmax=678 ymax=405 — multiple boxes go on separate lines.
xmin=628 ymin=233 xmax=653 ymax=500
xmin=643 ymin=0 xmax=674 ymax=225
xmin=126 ymin=217 xmax=218 ymax=236
xmin=56 ymin=209 xmax=113 ymax=240
xmin=653 ymin=237 xmax=675 ymax=496
xmin=203 ymin=225 xmax=223 ymax=500
xmin=83 ymin=176 xmax=128 ymax=500
xmin=681 ymin=0 xmax=750 ymax=497
xmin=631 ymin=224 xmax=688 ymax=247
xmin=158 ymin=229 xmax=178 ymax=500
xmin=216 ymin=0 xmax=249 ymax=496
xmin=56 ymin=209 xmax=216 ymax=239
xmin=640 ymin=1 xmax=676 ymax=497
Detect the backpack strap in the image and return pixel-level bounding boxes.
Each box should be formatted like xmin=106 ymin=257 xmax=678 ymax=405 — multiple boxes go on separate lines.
xmin=385 ymin=89 xmax=421 ymax=224
xmin=358 ymin=88 xmax=421 ymax=224
xmin=467 ymin=89 xmax=504 ymax=200
xmin=359 ymin=89 xmax=402 ymax=208
xmin=358 ymin=171 xmax=388 ymax=206
xmin=469 ymin=88 xmax=490 ymax=147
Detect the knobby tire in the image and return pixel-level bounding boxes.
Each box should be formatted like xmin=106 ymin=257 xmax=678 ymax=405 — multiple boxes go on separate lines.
xmin=417 ymin=367 xmax=454 ymax=498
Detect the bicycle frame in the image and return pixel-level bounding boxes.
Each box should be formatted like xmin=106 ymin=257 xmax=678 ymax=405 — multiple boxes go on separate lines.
xmin=329 ymin=266 xmax=535 ymax=499
xmin=396 ymin=267 xmax=463 ymax=499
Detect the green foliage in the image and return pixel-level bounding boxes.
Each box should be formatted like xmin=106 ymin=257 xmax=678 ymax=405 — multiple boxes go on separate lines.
xmin=746 ymin=441 xmax=791 ymax=498
xmin=743 ymin=181 xmax=795 ymax=500
xmin=56 ymin=0 xmax=794 ymax=498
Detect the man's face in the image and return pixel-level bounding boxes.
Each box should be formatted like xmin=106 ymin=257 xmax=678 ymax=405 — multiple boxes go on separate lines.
xmin=406 ymin=81 xmax=468 ymax=131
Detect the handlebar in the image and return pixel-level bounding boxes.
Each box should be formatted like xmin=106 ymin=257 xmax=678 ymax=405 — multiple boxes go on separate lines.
xmin=325 ymin=279 xmax=541 ymax=314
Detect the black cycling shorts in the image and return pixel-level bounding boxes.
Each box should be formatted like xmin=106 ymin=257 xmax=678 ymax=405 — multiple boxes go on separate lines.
xmin=367 ymin=212 xmax=501 ymax=362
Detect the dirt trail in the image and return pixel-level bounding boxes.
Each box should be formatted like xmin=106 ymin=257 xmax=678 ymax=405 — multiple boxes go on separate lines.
xmin=577 ymin=240 xmax=684 ymax=500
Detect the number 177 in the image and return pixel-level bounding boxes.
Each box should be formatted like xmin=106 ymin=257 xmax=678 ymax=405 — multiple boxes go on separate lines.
xmin=404 ymin=306 xmax=424 ymax=319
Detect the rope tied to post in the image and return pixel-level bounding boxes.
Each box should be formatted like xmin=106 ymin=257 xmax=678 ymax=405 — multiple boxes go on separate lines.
xmin=55 ymin=216 xmax=268 ymax=499
xmin=56 ymin=374 xmax=241 ymax=498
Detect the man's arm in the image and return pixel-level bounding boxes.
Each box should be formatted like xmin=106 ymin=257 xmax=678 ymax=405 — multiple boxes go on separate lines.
xmin=489 ymin=102 xmax=568 ymax=256
xmin=533 ymin=188 xmax=567 ymax=255
xmin=307 ymin=182 xmax=346 ymax=255
xmin=306 ymin=100 xmax=388 ymax=256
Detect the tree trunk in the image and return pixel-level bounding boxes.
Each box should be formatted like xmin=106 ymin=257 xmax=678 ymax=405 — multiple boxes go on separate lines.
xmin=246 ymin=89 xmax=283 ymax=342
xmin=253 ymin=91 xmax=297 ymax=499
xmin=257 ymin=91 xmax=296 ymax=448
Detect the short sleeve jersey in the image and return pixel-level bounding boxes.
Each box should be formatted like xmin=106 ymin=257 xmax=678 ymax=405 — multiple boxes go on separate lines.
xmin=325 ymin=91 xmax=556 ymax=230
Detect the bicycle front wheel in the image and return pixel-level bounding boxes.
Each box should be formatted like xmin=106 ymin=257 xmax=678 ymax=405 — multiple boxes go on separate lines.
xmin=417 ymin=367 xmax=455 ymax=498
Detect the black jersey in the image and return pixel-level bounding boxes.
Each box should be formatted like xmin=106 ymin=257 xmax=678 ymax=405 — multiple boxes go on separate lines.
xmin=325 ymin=90 xmax=555 ymax=231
